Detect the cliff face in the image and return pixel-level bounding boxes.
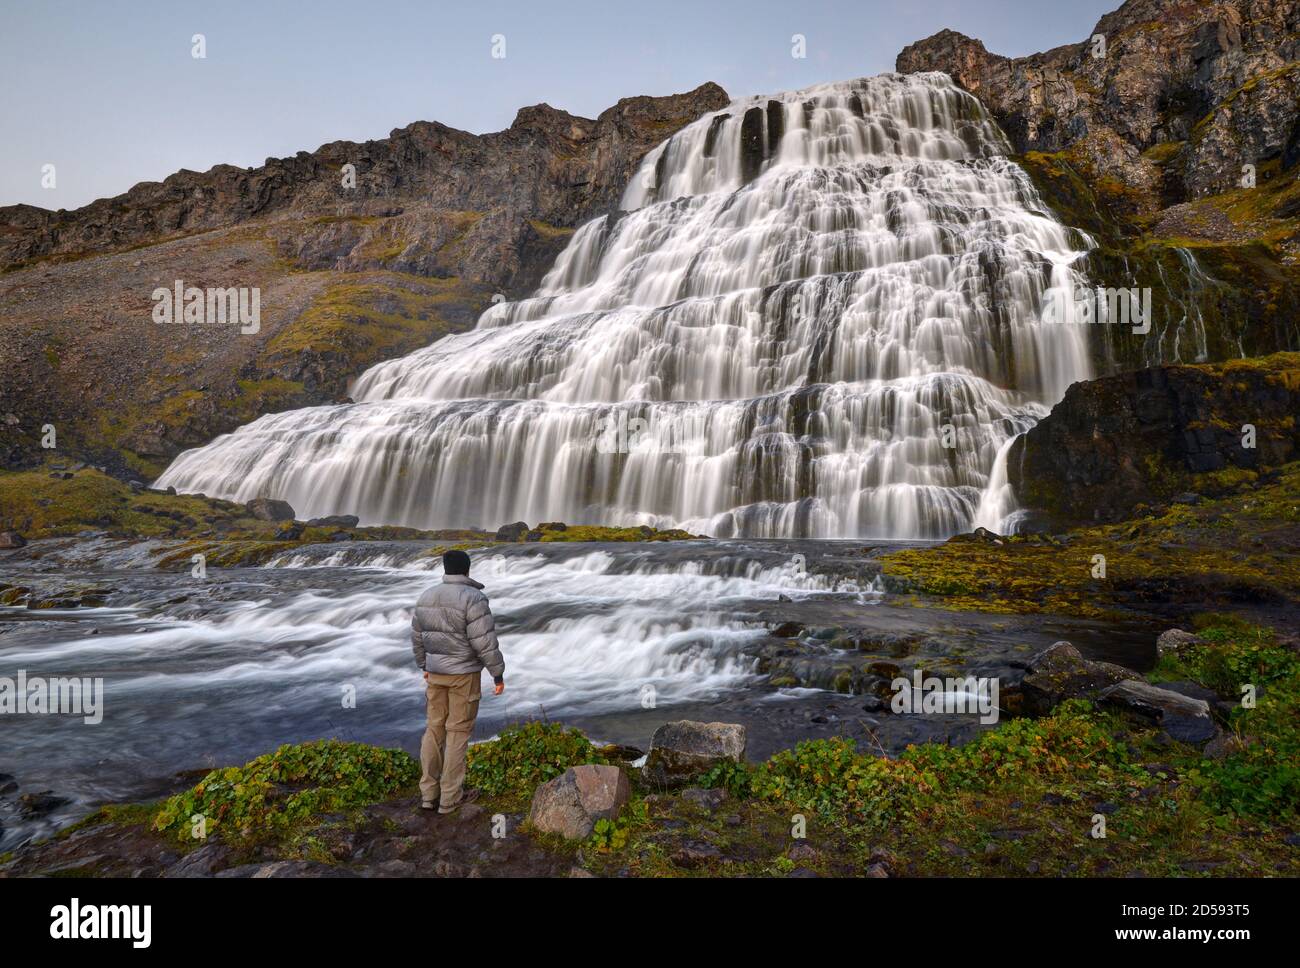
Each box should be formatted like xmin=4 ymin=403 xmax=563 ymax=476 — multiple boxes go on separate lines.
xmin=898 ymin=0 xmax=1300 ymax=201
xmin=0 ymin=84 xmax=728 ymax=477
xmin=1007 ymin=352 xmax=1300 ymax=525
xmin=0 ymin=83 xmax=728 ymax=285
xmin=899 ymin=0 xmax=1300 ymax=370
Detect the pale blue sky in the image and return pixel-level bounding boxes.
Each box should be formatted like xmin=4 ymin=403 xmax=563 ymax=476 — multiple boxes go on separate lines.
xmin=1 ymin=0 xmax=1119 ymax=209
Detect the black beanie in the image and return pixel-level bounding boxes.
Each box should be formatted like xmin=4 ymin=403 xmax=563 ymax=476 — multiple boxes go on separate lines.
xmin=443 ymin=549 xmax=471 ymax=576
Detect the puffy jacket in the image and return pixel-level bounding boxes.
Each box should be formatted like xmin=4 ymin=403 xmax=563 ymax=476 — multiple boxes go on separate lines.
xmin=411 ymin=575 xmax=505 ymax=680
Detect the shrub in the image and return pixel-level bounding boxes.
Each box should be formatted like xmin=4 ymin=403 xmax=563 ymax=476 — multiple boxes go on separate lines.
xmin=152 ymin=740 xmax=417 ymax=843
xmin=1182 ymin=617 xmax=1298 ymax=695
xmin=1192 ymin=672 xmax=1300 ymax=822
xmin=465 ymin=721 xmax=606 ymax=805
xmin=747 ymin=737 xmax=936 ymax=829
xmin=901 ymin=699 xmax=1134 ymax=787
xmin=586 ymin=800 xmax=649 ymax=853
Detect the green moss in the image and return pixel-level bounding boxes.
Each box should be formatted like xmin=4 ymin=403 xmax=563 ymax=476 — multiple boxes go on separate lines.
xmin=264 ymin=273 xmax=480 ymax=363
xmin=527 ymin=219 xmax=576 ymax=240
xmin=538 ymin=524 xmax=701 ymax=542
xmin=0 ymin=467 xmax=255 ymax=538
xmin=881 ymin=461 xmax=1300 ymax=618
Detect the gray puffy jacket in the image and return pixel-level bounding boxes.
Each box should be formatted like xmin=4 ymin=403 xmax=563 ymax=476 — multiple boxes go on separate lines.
xmin=411 ymin=575 xmax=505 ymax=680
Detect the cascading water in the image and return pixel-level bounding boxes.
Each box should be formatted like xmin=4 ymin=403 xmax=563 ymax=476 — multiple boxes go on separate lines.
xmin=157 ymin=72 xmax=1094 ymax=539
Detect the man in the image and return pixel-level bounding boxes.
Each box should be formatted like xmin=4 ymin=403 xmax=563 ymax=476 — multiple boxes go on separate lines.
xmin=411 ymin=549 xmax=505 ymax=813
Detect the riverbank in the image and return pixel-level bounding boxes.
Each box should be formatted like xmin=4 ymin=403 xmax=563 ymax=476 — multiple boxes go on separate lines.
xmin=2 ymin=454 xmax=1297 ymax=875
xmin=3 ymin=613 xmax=1295 ymax=878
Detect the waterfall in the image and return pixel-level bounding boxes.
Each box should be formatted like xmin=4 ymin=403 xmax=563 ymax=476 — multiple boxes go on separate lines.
xmin=156 ymin=72 xmax=1093 ymax=539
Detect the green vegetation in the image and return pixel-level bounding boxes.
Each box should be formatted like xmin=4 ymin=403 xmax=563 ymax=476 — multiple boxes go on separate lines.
xmin=534 ymin=523 xmax=701 ymax=542
xmin=465 ymin=721 xmax=609 ymax=808
xmin=622 ymin=615 xmax=1299 ymax=876
xmin=0 ymin=466 xmax=254 ymax=538
xmin=152 ymin=740 xmax=417 ymax=845
xmin=881 ymin=461 xmax=1300 ymax=618
xmin=263 ymin=271 xmax=482 ymax=363
xmin=1152 ymin=614 xmax=1298 ymax=695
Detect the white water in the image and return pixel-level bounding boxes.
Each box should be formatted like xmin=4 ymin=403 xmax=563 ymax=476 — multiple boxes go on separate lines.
xmin=157 ymin=72 xmax=1093 ymax=539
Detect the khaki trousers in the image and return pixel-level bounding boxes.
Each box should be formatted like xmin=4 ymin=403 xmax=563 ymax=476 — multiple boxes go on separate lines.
xmin=419 ymin=672 xmax=481 ymax=810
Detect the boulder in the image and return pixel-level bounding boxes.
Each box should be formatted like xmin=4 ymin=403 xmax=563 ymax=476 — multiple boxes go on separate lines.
xmin=246 ymin=497 xmax=295 ymax=522
xmin=1020 ymin=641 xmax=1140 ymax=716
xmin=306 ymin=514 xmax=359 ymax=528
xmin=528 ymin=764 xmax=630 ymax=840
xmin=1099 ymin=680 xmax=1219 ymax=745
xmin=1156 ymin=628 xmax=1202 ymax=659
xmin=0 ymin=531 xmax=27 ymax=549
xmin=494 ymin=521 xmax=530 ymax=542
xmin=274 ymin=523 xmax=304 ymax=541
xmin=643 ymin=720 xmax=746 ymax=787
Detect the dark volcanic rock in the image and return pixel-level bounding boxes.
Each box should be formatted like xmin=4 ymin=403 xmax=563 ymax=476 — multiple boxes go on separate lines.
xmin=0 ymin=531 xmax=26 ymax=549
xmin=246 ymin=497 xmax=296 ymax=522
xmin=494 ymin=521 xmax=530 ymax=542
xmin=1009 ymin=354 xmax=1300 ymax=525
xmin=1020 ymin=641 xmax=1140 ymax=716
xmin=306 ymin=514 xmax=359 ymax=528
xmin=0 ymin=84 xmax=729 ymax=273
xmin=1099 ymin=679 xmax=1220 ymax=745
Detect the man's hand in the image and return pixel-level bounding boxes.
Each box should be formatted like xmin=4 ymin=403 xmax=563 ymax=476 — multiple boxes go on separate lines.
xmin=493 ymin=681 xmax=505 ymax=696
xmin=422 ymin=671 xmax=429 ymax=682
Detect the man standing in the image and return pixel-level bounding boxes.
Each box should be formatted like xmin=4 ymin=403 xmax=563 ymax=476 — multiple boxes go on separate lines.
xmin=411 ymin=549 xmax=505 ymax=813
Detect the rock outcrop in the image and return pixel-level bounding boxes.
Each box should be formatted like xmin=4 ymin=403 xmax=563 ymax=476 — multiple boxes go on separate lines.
xmin=0 ymin=83 xmax=729 ymax=275
xmin=1008 ymin=352 xmax=1300 ymax=524
xmin=245 ymin=497 xmax=296 ymax=522
xmin=897 ymin=0 xmax=1300 ymax=201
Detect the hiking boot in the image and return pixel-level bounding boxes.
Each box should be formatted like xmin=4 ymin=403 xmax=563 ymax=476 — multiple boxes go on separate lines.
xmin=420 ymin=799 xmax=438 ymax=811
xmin=437 ymin=787 xmax=481 ymax=814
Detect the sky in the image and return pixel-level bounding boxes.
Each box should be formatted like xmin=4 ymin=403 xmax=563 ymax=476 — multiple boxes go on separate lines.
xmin=1 ymin=0 xmax=1120 ymax=210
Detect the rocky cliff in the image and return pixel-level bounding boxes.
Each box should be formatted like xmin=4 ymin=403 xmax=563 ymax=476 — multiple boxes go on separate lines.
xmin=0 ymin=84 xmax=728 ymax=477
xmin=1008 ymin=351 xmax=1300 ymax=525
xmin=899 ymin=0 xmax=1300 ymax=370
